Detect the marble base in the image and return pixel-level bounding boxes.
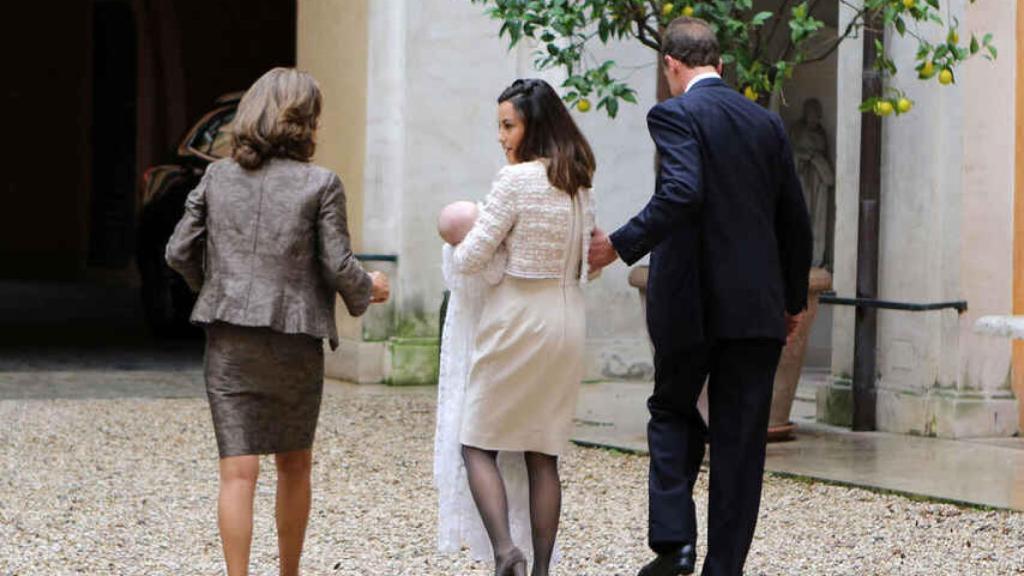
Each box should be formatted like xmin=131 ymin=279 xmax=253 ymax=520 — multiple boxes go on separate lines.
xmin=387 ymin=337 xmax=440 ymax=386
xmin=816 ymin=378 xmax=853 ymax=428
xmin=817 ymin=378 xmax=1019 ymax=438
xmin=876 ymin=389 xmax=1018 ymax=438
xmin=324 ymin=338 xmax=388 ymax=384
xmin=583 ymin=338 xmax=654 ymax=381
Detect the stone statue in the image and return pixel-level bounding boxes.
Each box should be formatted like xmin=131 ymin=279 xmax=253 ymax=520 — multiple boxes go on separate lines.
xmin=790 ymin=98 xmax=834 ymax=269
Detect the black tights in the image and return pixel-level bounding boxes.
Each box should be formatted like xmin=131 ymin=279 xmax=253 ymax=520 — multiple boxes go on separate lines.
xmin=461 ymin=445 xmax=561 ymax=576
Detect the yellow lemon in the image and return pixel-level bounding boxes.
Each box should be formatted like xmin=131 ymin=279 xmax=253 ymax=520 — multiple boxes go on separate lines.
xmin=920 ymin=60 xmax=935 ymax=78
xmin=683 ymin=5 xmax=694 ymax=17
xmin=662 ymin=2 xmax=674 ymax=16
xmin=950 ymin=31 xmax=959 ymax=45
xmin=939 ymin=68 xmax=954 ymax=85
xmin=744 ymin=86 xmax=758 ymax=101
xmin=902 ymin=0 xmax=915 ymax=9
xmin=897 ymin=97 xmax=913 ymax=113
xmin=875 ymin=101 xmax=894 ymax=117
xmin=577 ymin=98 xmax=592 ymax=112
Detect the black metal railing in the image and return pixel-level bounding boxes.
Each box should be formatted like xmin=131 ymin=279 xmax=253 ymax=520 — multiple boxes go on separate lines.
xmin=355 ymin=253 xmax=398 ymax=263
xmin=819 ymin=293 xmax=967 ymax=314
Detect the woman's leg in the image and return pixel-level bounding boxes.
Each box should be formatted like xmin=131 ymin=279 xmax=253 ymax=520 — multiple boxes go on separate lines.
xmin=461 ymin=445 xmax=522 ymax=569
xmin=275 ymin=449 xmax=313 ymax=576
xmin=524 ymin=452 xmax=561 ymax=576
xmin=218 ymin=455 xmax=260 ymax=576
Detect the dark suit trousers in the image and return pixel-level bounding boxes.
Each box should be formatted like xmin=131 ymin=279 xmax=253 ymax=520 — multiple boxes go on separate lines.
xmin=647 ymin=339 xmax=782 ymax=576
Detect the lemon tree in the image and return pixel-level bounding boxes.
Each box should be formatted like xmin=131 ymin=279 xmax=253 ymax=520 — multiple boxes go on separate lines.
xmin=471 ymin=0 xmax=996 ymax=118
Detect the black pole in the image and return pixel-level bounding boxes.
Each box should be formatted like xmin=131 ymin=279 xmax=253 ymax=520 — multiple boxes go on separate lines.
xmin=853 ymin=15 xmax=883 ymax=431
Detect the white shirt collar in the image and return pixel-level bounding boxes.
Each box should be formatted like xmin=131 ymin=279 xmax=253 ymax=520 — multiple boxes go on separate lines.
xmin=686 ymin=72 xmax=721 ymax=93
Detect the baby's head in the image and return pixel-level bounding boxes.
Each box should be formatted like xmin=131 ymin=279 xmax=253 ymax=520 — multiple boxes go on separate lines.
xmin=438 ymin=201 xmax=479 ymax=245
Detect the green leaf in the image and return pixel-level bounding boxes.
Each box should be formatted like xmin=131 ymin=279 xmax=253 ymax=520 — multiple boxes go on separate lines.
xmin=469 ymin=0 xmax=995 ymax=120
xmin=916 ymin=42 xmax=932 ymax=60
xmin=752 ymin=11 xmax=772 ymax=27
xmin=792 ymin=2 xmax=807 ymax=20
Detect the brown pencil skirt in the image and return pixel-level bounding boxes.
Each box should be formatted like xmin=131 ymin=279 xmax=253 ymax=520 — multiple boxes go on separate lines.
xmin=204 ymin=322 xmax=324 ymax=458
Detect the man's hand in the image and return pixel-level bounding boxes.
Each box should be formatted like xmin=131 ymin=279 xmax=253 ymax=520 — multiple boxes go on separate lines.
xmin=369 ymin=271 xmax=390 ymax=303
xmin=588 ymin=227 xmax=619 ymax=274
xmin=784 ymin=310 xmax=805 ymax=345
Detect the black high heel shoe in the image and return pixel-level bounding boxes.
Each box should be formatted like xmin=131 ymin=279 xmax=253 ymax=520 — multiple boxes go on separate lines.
xmin=495 ymin=547 xmax=527 ymax=576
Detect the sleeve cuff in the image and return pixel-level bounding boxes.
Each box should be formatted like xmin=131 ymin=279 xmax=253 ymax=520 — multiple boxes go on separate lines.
xmin=610 ymin=227 xmax=644 ymax=266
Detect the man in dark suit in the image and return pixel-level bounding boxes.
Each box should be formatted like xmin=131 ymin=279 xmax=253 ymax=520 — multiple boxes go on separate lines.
xmin=588 ymin=16 xmax=812 ymax=576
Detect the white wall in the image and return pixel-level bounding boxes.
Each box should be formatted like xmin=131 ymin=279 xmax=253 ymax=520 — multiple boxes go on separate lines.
xmin=830 ymin=1 xmax=865 ymax=388
xmin=361 ymin=0 xmax=658 ymax=377
xmin=956 ymin=0 xmax=1016 ymax=418
xmin=828 ymin=0 xmax=1017 ymax=437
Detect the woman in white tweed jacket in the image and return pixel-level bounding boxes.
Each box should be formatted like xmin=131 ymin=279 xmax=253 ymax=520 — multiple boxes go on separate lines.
xmin=447 ymin=78 xmax=596 ymax=576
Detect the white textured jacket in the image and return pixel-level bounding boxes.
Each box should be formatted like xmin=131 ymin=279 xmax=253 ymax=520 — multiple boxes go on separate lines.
xmin=452 ymin=160 xmax=596 ymax=284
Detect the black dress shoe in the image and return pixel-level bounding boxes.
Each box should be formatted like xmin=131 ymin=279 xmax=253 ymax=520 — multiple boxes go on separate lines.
xmin=636 ymin=544 xmax=696 ymax=576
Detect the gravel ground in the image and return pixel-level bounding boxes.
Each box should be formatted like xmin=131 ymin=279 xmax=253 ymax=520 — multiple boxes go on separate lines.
xmin=2 ymin=384 xmax=1023 ymax=576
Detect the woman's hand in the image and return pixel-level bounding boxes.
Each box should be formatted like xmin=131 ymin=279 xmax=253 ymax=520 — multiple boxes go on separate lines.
xmin=369 ymin=271 xmax=390 ymax=303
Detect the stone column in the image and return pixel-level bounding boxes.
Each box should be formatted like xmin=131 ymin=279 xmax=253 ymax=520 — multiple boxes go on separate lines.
xmin=819 ymin=0 xmax=1017 ymax=437
xmin=297 ymin=0 xmax=387 ymax=382
xmin=819 ymin=1 xmax=865 ymax=426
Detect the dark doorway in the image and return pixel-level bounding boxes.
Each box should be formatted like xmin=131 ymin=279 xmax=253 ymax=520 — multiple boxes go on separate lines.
xmin=0 ymin=0 xmax=297 ymax=384
xmin=89 ymin=0 xmax=138 ymax=268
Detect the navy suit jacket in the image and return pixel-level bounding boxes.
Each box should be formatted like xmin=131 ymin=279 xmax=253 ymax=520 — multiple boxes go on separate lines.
xmin=610 ymin=78 xmax=812 ymax=351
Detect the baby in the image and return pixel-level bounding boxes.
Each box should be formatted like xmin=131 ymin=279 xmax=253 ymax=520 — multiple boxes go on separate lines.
xmin=437 ymin=201 xmax=481 ymax=246
xmin=435 ymin=201 xmax=527 ymax=561
xmin=438 ymin=201 xmax=506 ymax=283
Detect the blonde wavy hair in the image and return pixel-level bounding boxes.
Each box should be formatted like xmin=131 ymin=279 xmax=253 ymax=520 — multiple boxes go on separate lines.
xmin=231 ymin=67 xmax=322 ymax=170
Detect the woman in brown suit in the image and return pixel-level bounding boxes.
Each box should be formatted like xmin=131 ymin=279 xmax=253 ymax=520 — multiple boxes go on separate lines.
xmin=166 ymin=67 xmax=389 ymax=576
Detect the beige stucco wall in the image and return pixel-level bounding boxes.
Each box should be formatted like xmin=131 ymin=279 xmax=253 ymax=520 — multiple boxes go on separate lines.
xmin=297 ymin=0 xmax=373 ymax=360
xmin=297 ymin=0 xmax=368 ymax=251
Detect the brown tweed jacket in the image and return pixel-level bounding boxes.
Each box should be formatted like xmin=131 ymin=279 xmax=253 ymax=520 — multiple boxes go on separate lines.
xmin=165 ymin=157 xmax=372 ymax=349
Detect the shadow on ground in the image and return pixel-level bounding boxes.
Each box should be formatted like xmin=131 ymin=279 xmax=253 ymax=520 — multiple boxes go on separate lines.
xmin=0 ymin=277 xmax=203 ymax=399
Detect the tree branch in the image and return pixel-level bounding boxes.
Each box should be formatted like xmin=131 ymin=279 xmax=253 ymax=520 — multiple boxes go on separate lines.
xmin=763 ymin=0 xmax=795 ymax=57
xmin=800 ymin=7 xmax=867 ymax=65
xmin=632 ymin=7 xmax=662 ymax=51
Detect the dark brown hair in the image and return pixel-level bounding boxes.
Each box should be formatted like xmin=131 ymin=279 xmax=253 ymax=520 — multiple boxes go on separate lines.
xmin=662 ymin=16 xmax=720 ymax=68
xmin=498 ymin=79 xmax=596 ymax=196
xmin=231 ymin=67 xmax=322 ymax=170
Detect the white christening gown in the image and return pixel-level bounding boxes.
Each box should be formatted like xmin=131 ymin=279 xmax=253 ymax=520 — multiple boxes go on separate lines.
xmin=435 ymin=243 xmax=556 ymax=562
